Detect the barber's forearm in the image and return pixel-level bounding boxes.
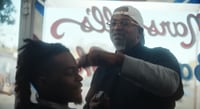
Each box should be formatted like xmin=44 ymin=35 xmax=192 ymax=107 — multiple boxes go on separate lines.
xmin=121 ymin=55 xmax=180 ymax=97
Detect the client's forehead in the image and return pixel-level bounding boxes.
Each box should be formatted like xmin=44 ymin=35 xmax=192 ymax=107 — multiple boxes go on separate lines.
xmin=53 ymin=52 xmax=76 ymax=67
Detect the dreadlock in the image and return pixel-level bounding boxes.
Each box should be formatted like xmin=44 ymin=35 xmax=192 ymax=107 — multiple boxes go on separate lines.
xmin=15 ymin=39 xmax=69 ymax=109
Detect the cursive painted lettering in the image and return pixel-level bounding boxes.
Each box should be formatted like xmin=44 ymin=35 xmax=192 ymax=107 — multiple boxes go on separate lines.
xmin=50 ymin=6 xmax=199 ymax=49
xmin=144 ymin=13 xmax=199 ymax=48
xmin=181 ymin=13 xmax=199 ymax=48
xmin=51 ymin=6 xmax=111 ymax=39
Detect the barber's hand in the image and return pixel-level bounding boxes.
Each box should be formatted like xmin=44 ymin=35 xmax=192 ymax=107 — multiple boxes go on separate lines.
xmin=89 ymin=92 xmax=110 ymax=109
xmin=78 ymin=47 xmax=124 ymax=68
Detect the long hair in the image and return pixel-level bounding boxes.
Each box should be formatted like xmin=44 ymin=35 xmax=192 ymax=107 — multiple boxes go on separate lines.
xmin=15 ymin=39 xmax=69 ymax=109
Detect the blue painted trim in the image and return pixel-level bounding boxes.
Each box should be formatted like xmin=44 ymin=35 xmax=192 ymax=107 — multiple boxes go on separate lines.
xmin=174 ymin=0 xmax=200 ymax=3
xmin=35 ymin=0 xmax=44 ymax=16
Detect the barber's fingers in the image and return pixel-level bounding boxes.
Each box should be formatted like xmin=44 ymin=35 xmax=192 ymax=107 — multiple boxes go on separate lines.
xmin=78 ymin=51 xmax=100 ymax=68
xmin=78 ymin=48 xmax=122 ymax=68
xmin=78 ymin=49 xmax=104 ymax=68
xmin=89 ymin=93 xmax=110 ymax=109
xmin=91 ymin=93 xmax=100 ymax=102
xmin=89 ymin=102 xmax=100 ymax=109
xmin=78 ymin=54 xmax=90 ymax=68
xmin=89 ymin=94 xmax=100 ymax=109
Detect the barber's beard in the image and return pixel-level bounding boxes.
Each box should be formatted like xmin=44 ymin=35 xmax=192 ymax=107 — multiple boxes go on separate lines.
xmin=114 ymin=39 xmax=126 ymax=51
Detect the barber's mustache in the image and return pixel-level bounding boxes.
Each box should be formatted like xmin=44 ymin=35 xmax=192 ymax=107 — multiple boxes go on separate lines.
xmin=111 ymin=31 xmax=126 ymax=36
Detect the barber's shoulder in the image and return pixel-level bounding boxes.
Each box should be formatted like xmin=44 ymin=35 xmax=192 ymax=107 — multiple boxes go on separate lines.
xmin=150 ymin=47 xmax=178 ymax=61
xmin=152 ymin=47 xmax=172 ymax=55
xmin=153 ymin=47 xmax=169 ymax=51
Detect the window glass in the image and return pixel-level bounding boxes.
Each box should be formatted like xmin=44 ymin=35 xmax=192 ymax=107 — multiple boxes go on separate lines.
xmin=0 ymin=0 xmax=20 ymax=109
xmin=41 ymin=1 xmax=200 ymax=109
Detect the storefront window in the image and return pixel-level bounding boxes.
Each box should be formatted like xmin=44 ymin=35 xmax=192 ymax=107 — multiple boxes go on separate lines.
xmin=0 ymin=0 xmax=20 ymax=109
